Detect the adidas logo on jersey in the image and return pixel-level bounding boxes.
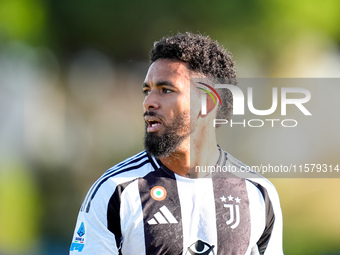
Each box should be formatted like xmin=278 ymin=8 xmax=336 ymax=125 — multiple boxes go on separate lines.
xmin=148 ymin=205 xmax=178 ymax=225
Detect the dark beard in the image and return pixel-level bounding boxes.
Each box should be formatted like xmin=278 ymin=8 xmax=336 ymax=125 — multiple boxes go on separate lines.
xmin=144 ymin=111 xmax=191 ymax=158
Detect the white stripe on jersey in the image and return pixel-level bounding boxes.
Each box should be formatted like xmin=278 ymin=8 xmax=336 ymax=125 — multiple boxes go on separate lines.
xmin=175 ymin=175 xmax=218 ymax=255
xmin=120 ymin=179 xmax=146 ymax=255
xmin=245 ymin=180 xmax=266 ymax=253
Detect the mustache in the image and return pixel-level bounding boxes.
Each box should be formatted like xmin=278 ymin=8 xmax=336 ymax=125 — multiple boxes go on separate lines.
xmin=143 ymin=111 xmax=164 ymax=120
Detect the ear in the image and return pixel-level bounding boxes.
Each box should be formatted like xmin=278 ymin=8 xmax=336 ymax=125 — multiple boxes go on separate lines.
xmin=199 ymin=93 xmax=218 ymax=118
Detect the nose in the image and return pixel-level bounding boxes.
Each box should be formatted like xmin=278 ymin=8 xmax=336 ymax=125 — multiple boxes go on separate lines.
xmin=143 ymin=90 xmax=160 ymax=111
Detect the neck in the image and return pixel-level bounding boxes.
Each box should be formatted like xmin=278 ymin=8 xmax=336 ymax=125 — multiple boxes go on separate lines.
xmin=159 ymin=133 xmax=220 ymax=178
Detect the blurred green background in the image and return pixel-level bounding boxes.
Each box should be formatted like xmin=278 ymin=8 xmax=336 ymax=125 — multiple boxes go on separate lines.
xmin=0 ymin=0 xmax=340 ymax=254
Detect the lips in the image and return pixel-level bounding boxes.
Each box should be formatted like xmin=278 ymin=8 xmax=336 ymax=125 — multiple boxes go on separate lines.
xmin=145 ymin=115 xmax=163 ymax=132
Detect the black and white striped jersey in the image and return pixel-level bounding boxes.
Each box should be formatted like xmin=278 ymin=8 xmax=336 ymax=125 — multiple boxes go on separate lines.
xmin=70 ymin=149 xmax=283 ymax=255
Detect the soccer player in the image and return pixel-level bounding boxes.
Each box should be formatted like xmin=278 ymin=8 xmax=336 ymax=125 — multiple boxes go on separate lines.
xmin=70 ymin=32 xmax=284 ymax=255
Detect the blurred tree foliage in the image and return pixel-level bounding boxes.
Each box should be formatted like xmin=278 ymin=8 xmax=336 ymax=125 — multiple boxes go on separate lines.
xmin=1 ymin=0 xmax=339 ymax=62
xmin=47 ymin=0 xmax=340 ymax=64
xmin=0 ymin=162 xmax=41 ymax=254
xmin=0 ymin=0 xmax=46 ymax=43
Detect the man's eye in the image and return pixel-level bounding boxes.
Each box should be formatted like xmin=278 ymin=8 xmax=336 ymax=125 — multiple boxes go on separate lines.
xmin=143 ymin=90 xmax=151 ymax=96
xmin=162 ymin=88 xmax=172 ymax=94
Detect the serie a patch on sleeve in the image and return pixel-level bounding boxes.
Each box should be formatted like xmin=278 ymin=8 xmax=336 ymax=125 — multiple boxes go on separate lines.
xmin=70 ymin=221 xmax=86 ymax=252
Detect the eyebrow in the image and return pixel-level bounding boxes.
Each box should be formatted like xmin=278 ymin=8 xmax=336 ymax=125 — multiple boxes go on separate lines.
xmin=142 ymin=80 xmax=176 ymax=88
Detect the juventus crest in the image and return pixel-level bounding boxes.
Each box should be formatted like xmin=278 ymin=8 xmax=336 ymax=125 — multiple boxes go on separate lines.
xmin=220 ymin=194 xmax=241 ymax=229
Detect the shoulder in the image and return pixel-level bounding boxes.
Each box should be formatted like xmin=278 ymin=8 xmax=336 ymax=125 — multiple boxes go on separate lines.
xmin=81 ymin=151 xmax=160 ymax=213
xmin=224 ymin=151 xmax=281 ymax=205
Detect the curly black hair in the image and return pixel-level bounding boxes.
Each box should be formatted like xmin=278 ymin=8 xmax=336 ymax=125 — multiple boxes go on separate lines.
xmin=150 ymin=32 xmax=236 ymax=122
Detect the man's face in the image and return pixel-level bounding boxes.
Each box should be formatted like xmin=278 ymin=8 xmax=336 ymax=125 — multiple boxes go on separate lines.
xmin=142 ymin=59 xmax=196 ymax=158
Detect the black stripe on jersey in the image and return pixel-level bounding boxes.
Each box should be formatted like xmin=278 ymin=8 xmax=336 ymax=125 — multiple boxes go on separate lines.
xmin=138 ymin=166 xmax=183 ymax=254
xmin=248 ymin=180 xmax=275 ymax=254
xmin=107 ymin=179 xmax=135 ymax=252
xmin=212 ymin=174 xmax=251 ymax=254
